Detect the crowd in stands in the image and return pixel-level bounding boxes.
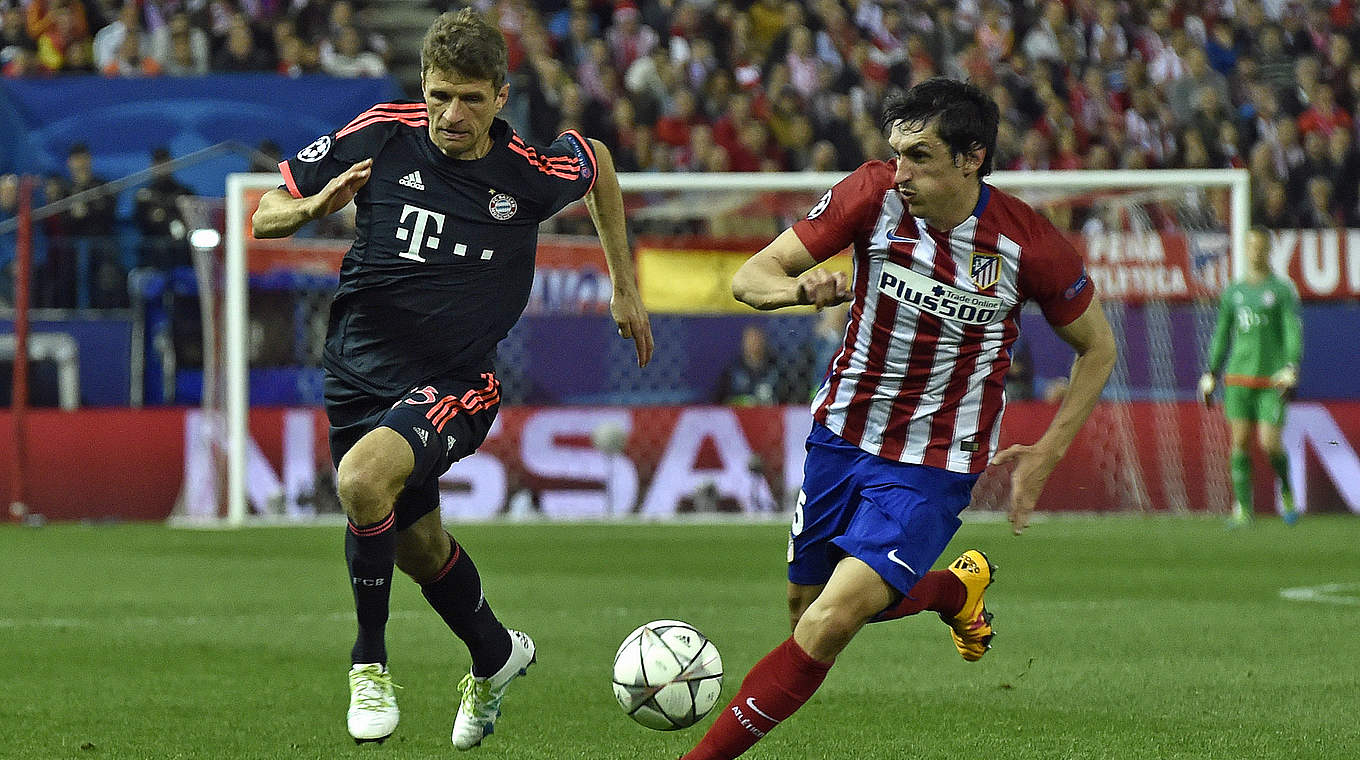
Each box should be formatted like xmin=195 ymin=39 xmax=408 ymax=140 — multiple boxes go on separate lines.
xmin=493 ymin=0 xmax=1360 ymax=230
xmin=5 ymin=0 xmax=1360 ymax=315
xmin=1 ymin=0 xmax=388 ymax=78
xmin=5 ymin=0 xmax=1360 ymax=228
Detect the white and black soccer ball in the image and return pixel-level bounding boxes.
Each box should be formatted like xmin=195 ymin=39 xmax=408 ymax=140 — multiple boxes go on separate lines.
xmin=612 ymin=619 xmax=724 ymax=730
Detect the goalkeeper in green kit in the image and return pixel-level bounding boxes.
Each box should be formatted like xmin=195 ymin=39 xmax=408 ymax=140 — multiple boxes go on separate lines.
xmin=1199 ymin=228 xmax=1302 ymax=527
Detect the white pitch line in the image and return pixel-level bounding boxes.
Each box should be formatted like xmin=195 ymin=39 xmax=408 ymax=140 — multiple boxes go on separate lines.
xmin=0 ymin=609 xmax=425 ymax=630
xmin=1279 ymin=583 xmax=1360 ymax=606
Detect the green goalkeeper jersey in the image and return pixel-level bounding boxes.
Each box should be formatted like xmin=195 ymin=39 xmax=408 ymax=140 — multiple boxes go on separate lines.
xmin=1206 ymin=274 xmax=1302 ymax=383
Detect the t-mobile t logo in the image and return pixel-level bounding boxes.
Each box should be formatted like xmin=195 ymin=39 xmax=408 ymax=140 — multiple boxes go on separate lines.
xmin=395 ymin=204 xmax=445 ymax=262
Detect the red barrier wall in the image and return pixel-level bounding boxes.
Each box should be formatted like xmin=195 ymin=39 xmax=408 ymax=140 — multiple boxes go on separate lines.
xmin=2 ymin=403 xmax=1357 ymax=521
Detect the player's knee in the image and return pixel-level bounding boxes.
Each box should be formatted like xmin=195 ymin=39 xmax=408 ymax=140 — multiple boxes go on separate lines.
xmin=336 ymin=457 xmax=403 ymax=523
xmin=794 ymin=602 xmax=860 ymax=659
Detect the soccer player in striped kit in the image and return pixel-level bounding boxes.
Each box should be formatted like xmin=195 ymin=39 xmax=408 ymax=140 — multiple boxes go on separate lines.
xmin=680 ymin=78 xmax=1116 ymax=760
xmin=252 ymin=9 xmax=653 ymax=750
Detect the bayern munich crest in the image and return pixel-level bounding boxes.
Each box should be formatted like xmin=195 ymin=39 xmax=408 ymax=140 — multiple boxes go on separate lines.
xmin=489 ymin=193 xmax=518 ymax=220
xmin=296 ymin=135 xmax=332 ymax=162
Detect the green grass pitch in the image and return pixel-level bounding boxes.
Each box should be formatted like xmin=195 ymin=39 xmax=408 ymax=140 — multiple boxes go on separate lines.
xmin=3 ymin=515 xmax=1357 ymax=759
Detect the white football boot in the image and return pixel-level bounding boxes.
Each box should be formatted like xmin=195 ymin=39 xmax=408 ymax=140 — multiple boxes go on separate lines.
xmin=347 ymin=663 xmax=399 ymax=743
xmin=451 ymin=630 xmax=537 ymax=750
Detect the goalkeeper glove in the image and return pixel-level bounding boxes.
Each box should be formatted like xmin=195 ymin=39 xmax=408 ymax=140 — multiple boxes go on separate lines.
xmin=1198 ymin=372 xmax=1217 ymax=405
xmin=1271 ymin=365 xmax=1299 ymax=391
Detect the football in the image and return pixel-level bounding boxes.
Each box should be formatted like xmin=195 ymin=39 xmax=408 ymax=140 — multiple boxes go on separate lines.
xmin=612 ymin=619 xmax=724 ymax=730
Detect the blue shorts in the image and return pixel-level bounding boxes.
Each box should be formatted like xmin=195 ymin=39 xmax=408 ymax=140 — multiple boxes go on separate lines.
xmin=788 ymin=423 xmax=980 ymax=595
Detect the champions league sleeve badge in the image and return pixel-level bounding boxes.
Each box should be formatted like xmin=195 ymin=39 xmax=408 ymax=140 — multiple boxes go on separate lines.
xmin=296 ymin=135 xmax=333 ymax=162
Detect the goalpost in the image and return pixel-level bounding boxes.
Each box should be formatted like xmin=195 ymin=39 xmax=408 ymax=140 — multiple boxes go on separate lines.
xmin=192 ymin=169 xmax=1247 ymax=526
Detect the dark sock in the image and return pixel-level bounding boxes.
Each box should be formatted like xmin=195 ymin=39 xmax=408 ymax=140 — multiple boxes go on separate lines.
xmin=346 ymin=513 xmax=396 ymax=664
xmin=1230 ymin=451 xmax=1253 ymax=512
xmin=680 ymin=637 xmax=832 ymax=760
xmin=871 ymin=570 xmax=967 ymax=622
xmin=420 ymin=533 xmax=511 ymax=677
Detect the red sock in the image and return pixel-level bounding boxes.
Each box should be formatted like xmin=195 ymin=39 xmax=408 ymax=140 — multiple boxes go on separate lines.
xmin=871 ymin=570 xmax=966 ymax=622
xmin=680 ymin=638 xmax=832 ymax=760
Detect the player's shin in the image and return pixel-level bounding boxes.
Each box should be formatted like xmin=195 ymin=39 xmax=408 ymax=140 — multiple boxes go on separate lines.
xmin=869 ymin=570 xmax=966 ymax=622
xmin=1230 ymin=451 xmax=1253 ymax=514
xmin=347 ymin=514 xmax=397 ymax=664
xmin=679 ymin=638 xmax=832 ymax=760
xmin=419 ymin=533 xmax=512 ymax=676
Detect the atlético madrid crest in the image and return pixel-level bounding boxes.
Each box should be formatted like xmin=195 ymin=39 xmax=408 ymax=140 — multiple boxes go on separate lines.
xmin=969 ymin=251 xmax=1001 ymax=290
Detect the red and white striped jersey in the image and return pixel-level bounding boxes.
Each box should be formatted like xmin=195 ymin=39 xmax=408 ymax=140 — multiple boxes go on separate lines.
xmin=793 ymin=161 xmax=1094 ymax=473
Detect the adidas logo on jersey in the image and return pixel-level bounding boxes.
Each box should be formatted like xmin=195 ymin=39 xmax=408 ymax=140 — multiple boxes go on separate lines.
xmin=414 ymin=427 xmax=430 ymax=445
xmin=399 ymin=171 xmax=425 ymax=190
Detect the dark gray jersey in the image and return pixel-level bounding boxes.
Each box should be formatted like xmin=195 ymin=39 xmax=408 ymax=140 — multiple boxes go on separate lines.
xmin=280 ymin=102 xmax=597 ymax=394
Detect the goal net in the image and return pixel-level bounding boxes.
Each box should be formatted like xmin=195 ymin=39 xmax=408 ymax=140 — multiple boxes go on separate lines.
xmin=175 ymin=169 xmax=1247 ymax=526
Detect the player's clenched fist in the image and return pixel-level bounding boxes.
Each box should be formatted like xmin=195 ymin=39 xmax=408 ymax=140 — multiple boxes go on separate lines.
xmin=795 ymin=269 xmax=851 ymax=310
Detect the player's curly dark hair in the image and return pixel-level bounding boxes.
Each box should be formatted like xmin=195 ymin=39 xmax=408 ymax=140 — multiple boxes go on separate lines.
xmin=880 ymin=78 xmax=1000 ymax=177
xmin=420 ymin=9 xmax=508 ymax=90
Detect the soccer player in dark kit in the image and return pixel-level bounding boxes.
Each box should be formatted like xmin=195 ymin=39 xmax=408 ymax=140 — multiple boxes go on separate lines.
xmin=251 ymin=9 xmax=653 ymax=750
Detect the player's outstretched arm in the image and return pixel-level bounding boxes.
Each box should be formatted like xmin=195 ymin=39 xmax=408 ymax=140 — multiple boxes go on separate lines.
xmin=252 ymin=159 xmax=372 ymax=239
xmin=991 ymin=296 xmax=1116 ymax=534
xmin=583 ymin=139 xmax=653 ymax=367
xmin=732 ymin=228 xmax=850 ymax=311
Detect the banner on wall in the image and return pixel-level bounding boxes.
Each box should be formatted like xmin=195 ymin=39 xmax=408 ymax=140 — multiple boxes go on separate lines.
xmin=3 ymin=403 xmax=1359 ymax=521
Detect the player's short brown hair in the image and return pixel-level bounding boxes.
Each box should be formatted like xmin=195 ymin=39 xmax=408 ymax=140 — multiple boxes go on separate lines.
xmin=420 ymin=9 xmax=507 ymax=89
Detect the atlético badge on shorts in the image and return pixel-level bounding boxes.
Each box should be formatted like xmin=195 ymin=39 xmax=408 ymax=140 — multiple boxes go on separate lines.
xmin=489 ymin=193 xmax=518 ymax=220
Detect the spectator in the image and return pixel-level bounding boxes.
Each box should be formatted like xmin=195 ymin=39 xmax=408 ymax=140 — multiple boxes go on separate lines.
xmin=133 ymin=147 xmax=193 ymax=271
xmin=718 ymin=323 xmax=793 ymax=406
xmin=1256 ymin=178 xmax=1297 ymax=229
xmin=806 ymin=140 xmax=838 ymax=172
xmin=321 ymin=1 xmax=388 ymax=64
xmin=92 ymin=1 xmax=143 ymax=71
xmin=1280 ymin=55 xmax=1322 ymax=116
xmin=26 ymin=0 xmax=88 ymax=45
xmin=1298 ymin=83 xmax=1353 ymax=137
xmin=160 ymin=25 xmax=209 ymax=75
xmin=1253 ymin=25 xmax=1296 ymax=91
xmin=64 ymin=143 xmax=124 ymax=308
xmin=1328 ymin=128 xmax=1360 ymax=217
xmin=1168 ymin=48 xmax=1228 ymax=124
xmin=1204 ymin=18 xmax=1241 ymax=75
xmin=1288 ymin=130 xmax=1334 ymax=199
xmin=102 ymin=28 xmax=162 ymax=77
xmin=211 ymin=16 xmax=270 ymax=71
xmin=320 ymin=24 xmax=385 ymax=77
xmin=34 ymin=1 xmax=91 ymax=73
xmin=606 ymin=1 xmax=657 ymax=72
xmin=785 ymin=25 xmax=822 ymax=99
xmin=1297 ymin=175 xmax=1346 ymax=227
xmin=151 ymin=12 xmax=209 ymax=75
xmin=745 ymin=0 xmax=784 ymax=61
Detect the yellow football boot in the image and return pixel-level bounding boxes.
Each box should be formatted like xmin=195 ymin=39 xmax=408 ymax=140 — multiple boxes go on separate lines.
xmin=942 ymin=550 xmax=995 ymax=662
